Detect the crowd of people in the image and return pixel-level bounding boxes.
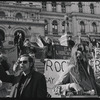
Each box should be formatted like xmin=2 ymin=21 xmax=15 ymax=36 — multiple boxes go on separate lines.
xmin=0 ymin=32 xmax=100 ymax=98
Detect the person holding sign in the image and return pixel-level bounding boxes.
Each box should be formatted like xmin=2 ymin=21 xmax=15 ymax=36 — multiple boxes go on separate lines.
xmin=53 ymin=43 xmax=100 ymax=97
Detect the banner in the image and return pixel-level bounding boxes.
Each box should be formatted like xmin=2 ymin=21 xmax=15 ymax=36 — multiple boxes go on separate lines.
xmin=44 ymin=59 xmax=70 ymax=97
xmin=94 ymin=48 xmax=100 ymax=79
xmin=4 ymin=46 xmax=18 ymax=74
xmin=59 ymin=34 xmax=68 ymax=46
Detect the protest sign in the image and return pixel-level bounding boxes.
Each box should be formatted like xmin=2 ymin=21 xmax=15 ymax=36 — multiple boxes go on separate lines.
xmin=94 ymin=48 xmax=100 ymax=79
xmin=44 ymin=59 xmax=70 ymax=97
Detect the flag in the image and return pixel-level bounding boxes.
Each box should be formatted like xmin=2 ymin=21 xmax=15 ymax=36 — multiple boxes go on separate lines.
xmin=36 ymin=36 xmax=44 ymax=48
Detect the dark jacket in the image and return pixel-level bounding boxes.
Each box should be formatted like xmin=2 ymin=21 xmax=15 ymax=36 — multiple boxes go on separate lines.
xmin=0 ymin=64 xmax=15 ymax=83
xmin=12 ymin=70 xmax=47 ymax=98
xmin=1 ymin=60 xmax=10 ymax=71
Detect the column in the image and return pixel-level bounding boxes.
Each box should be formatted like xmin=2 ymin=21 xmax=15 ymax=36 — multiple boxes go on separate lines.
xmin=89 ymin=21 xmax=93 ymax=33
xmin=77 ymin=20 xmax=80 ymax=33
xmin=71 ymin=2 xmax=78 ymax=12
xmin=49 ymin=19 xmax=53 ymax=35
xmin=48 ymin=19 xmax=50 ymax=35
xmin=72 ymin=16 xmax=77 ymax=36
xmin=97 ymin=21 xmax=100 ymax=33
xmin=47 ymin=1 xmax=52 ymax=12
xmin=56 ymin=2 xmax=61 ymax=12
xmin=84 ymin=2 xmax=88 ymax=13
xmin=58 ymin=20 xmax=62 ymax=35
xmin=85 ymin=20 xmax=90 ymax=33
xmin=96 ymin=4 xmax=100 ymax=14
xmin=87 ymin=2 xmax=90 ymax=14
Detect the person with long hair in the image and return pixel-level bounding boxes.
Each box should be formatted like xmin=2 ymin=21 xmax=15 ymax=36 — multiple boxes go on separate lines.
xmin=53 ymin=43 xmax=100 ymax=96
xmin=9 ymin=54 xmax=47 ymax=98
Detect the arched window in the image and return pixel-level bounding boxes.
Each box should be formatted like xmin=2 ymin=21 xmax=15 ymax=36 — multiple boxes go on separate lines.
xmin=42 ymin=2 xmax=46 ymax=11
xmin=62 ymin=21 xmax=65 ymax=33
xmin=44 ymin=20 xmax=48 ymax=34
xmin=0 ymin=11 xmax=5 ymax=17
xmin=52 ymin=20 xmax=58 ymax=35
xmin=92 ymin=22 xmax=97 ymax=33
xmin=52 ymin=2 xmax=56 ymax=12
xmin=61 ymin=2 xmax=66 ymax=13
xmin=15 ymin=13 xmax=23 ymax=19
xmin=78 ymin=2 xmax=83 ymax=13
xmin=80 ymin=21 xmax=85 ymax=34
xmin=90 ymin=3 xmax=94 ymax=14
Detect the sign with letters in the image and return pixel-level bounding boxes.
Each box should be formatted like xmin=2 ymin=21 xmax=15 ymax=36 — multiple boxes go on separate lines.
xmin=94 ymin=48 xmax=100 ymax=79
xmin=44 ymin=59 xmax=70 ymax=97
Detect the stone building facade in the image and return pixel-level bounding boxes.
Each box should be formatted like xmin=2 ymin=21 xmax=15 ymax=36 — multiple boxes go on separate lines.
xmin=40 ymin=1 xmax=100 ymax=42
xmin=1 ymin=1 xmax=100 ymax=45
xmin=0 ymin=1 xmax=45 ymax=46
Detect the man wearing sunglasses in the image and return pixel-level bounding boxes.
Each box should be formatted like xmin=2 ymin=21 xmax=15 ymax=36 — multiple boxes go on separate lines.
xmin=10 ymin=54 xmax=47 ymax=98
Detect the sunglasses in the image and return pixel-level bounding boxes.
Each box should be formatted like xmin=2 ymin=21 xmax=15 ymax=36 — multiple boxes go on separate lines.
xmin=19 ymin=60 xmax=28 ymax=64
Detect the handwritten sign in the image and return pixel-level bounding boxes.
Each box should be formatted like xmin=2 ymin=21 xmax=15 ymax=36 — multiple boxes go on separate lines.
xmin=44 ymin=59 xmax=70 ymax=97
xmin=94 ymin=48 xmax=100 ymax=79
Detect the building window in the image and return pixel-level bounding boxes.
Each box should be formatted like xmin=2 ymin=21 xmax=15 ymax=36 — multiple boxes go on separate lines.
xmin=78 ymin=2 xmax=83 ymax=13
xmin=61 ymin=2 xmax=66 ymax=13
xmin=80 ymin=21 xmax=85 ymax=34
xmin=0 ymin=11 xmax=5 ymax=17
xmin=92 ymin=22 xmax=97 ymax=33
xmin=44 ymin=20 xmax=48 ymax=34
xmin=52 ymin=2 xmax=56 ymax=12
xmin=15 ymin=13 xmax=23 ymax=19
xmin=52 ymin=20 xmax=58 ymax=35
xmin=90 ymin=3 xmax=94 ymax=14
xmin=62 ymin=21 xmax=65 ymax=33
xmin=42 ymin=2 xmax=46 ymax=11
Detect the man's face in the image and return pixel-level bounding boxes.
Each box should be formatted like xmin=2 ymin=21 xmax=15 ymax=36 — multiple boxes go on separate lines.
xmin=19 ymin=56 xmax=30 ymax=74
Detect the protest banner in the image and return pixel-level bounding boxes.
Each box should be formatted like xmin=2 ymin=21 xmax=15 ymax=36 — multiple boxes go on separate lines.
xmin=44 ymin=59 xmax=70 ymax=97
xmin=94 ymin=48 xmax=100 ymax=79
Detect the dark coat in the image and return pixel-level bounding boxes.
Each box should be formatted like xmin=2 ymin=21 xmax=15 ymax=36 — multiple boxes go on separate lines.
xmin=11 ymin=70 xmax=47 ymax=98
xmin=0 ymin=64 xmax=15 ymax=83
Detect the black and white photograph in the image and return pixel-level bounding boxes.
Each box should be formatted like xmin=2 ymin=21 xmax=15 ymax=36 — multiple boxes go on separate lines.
xmin=0 ymin=1 xmax=100 ymax=98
